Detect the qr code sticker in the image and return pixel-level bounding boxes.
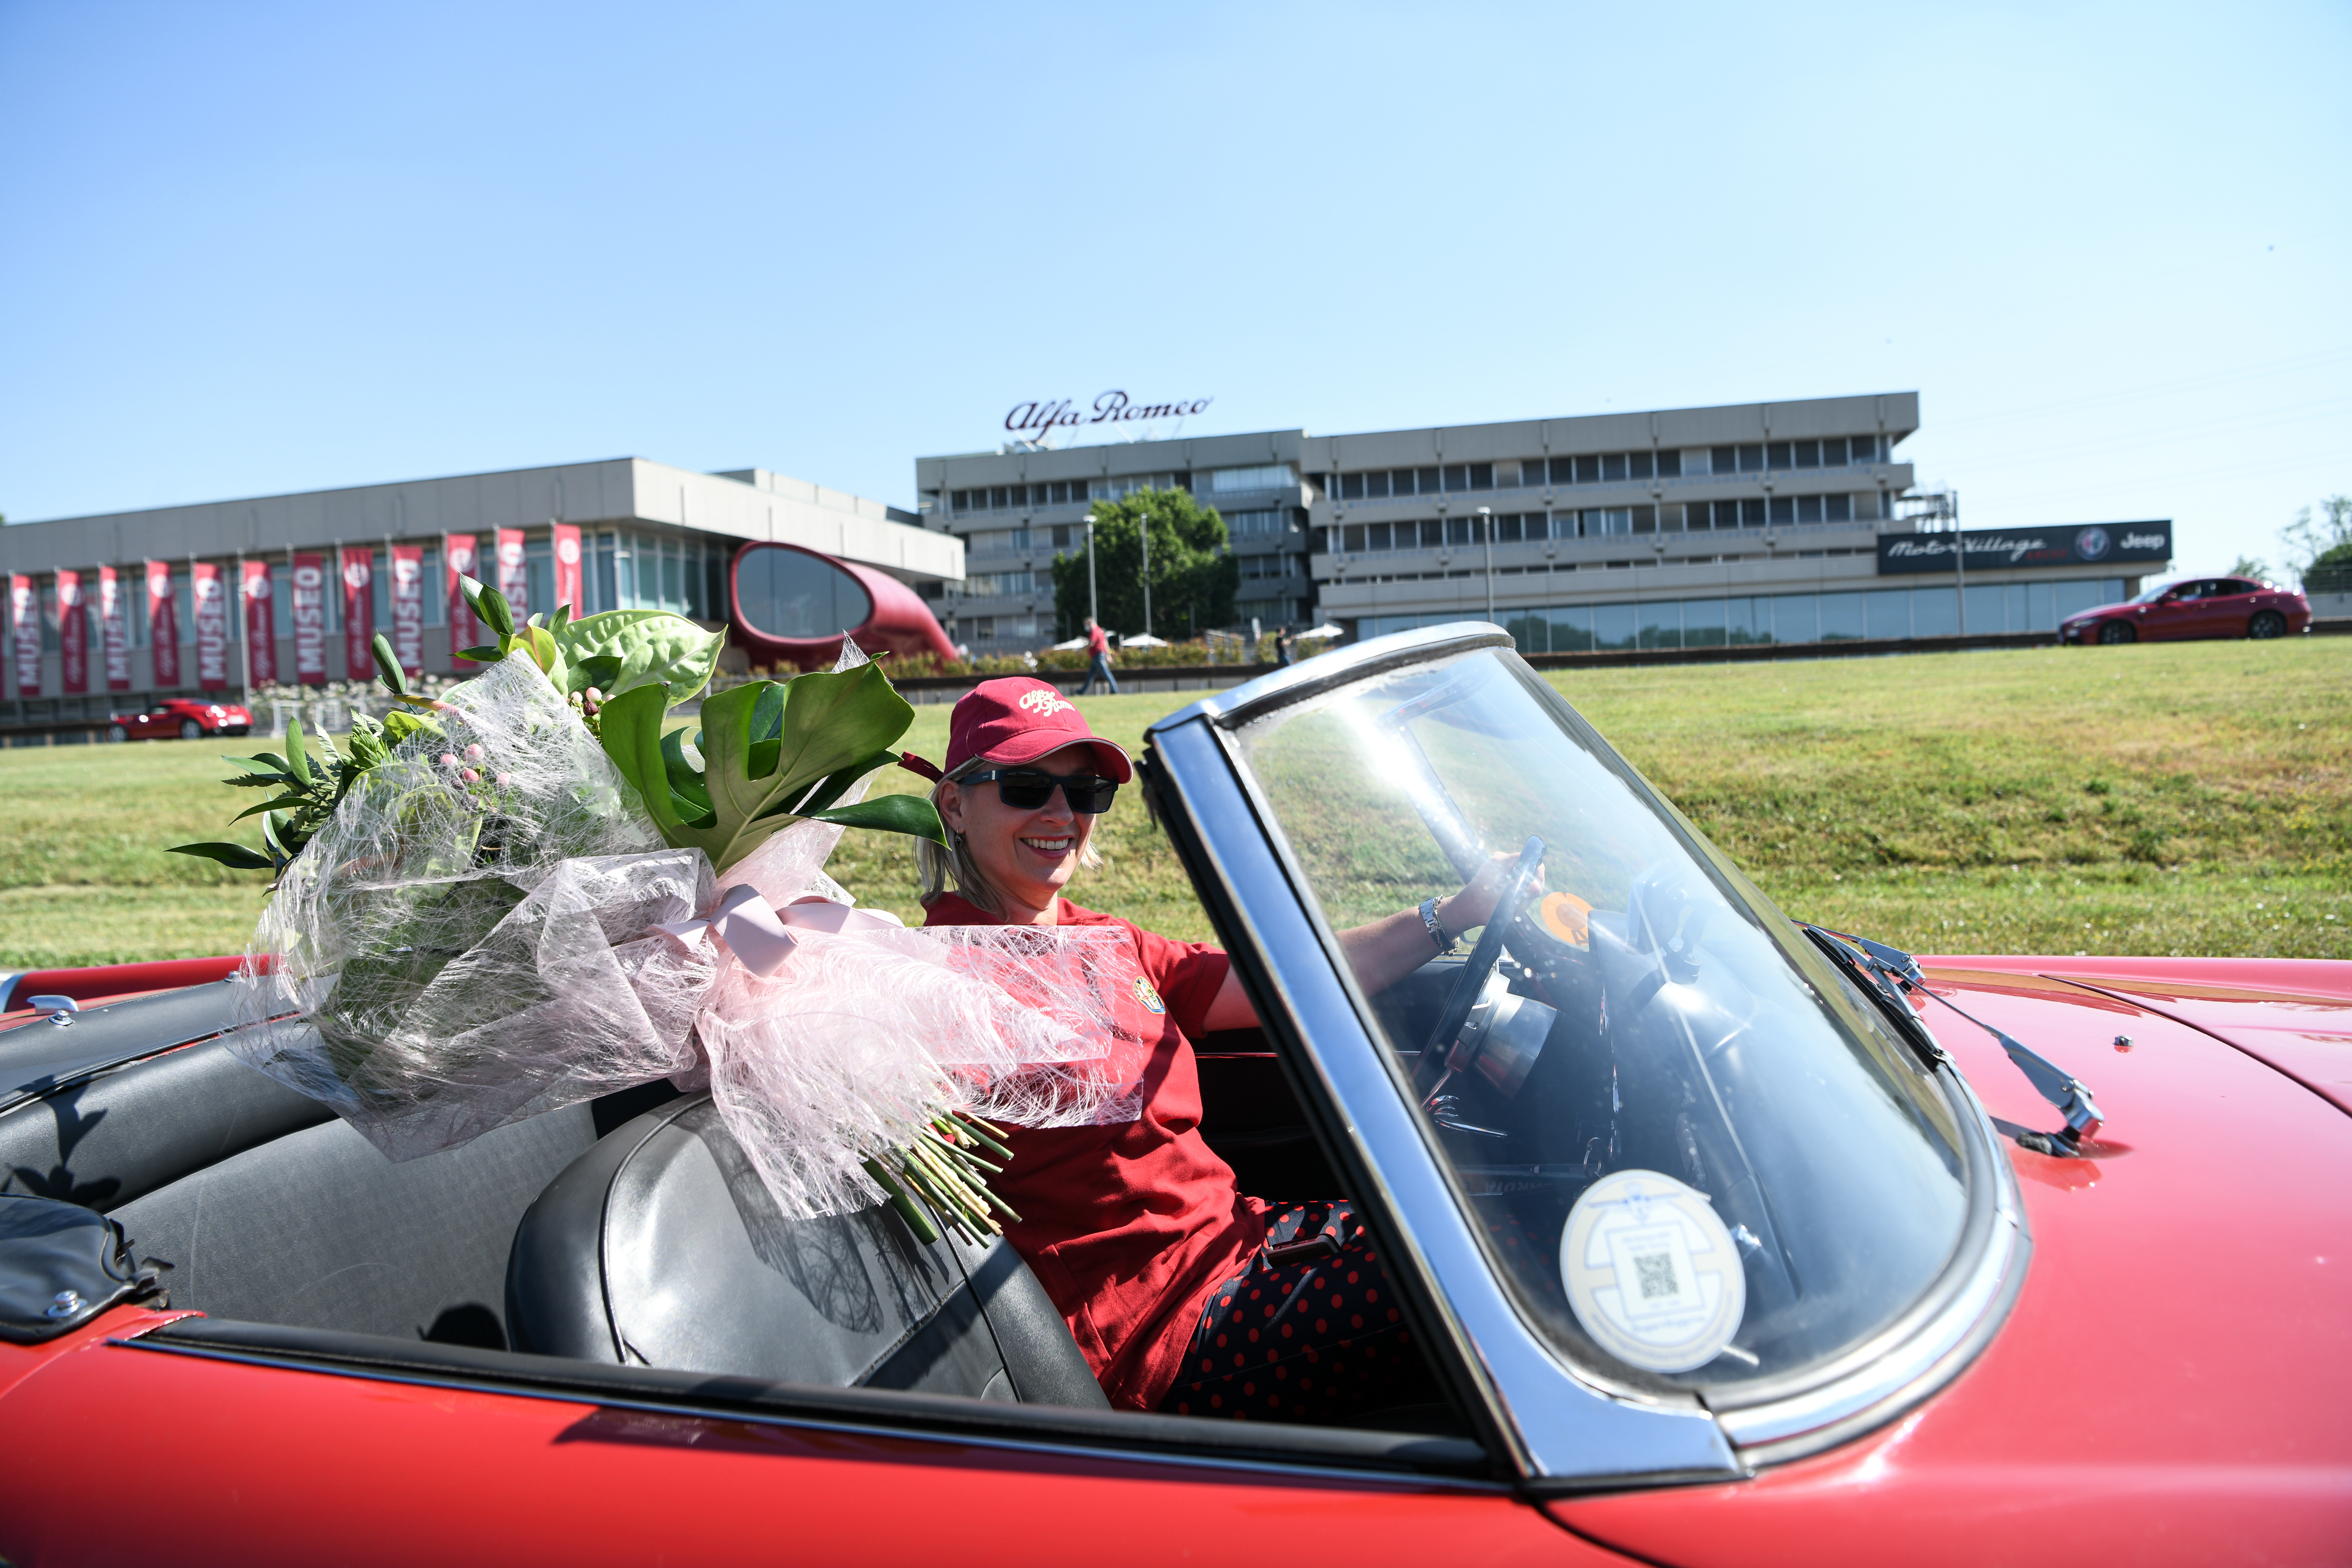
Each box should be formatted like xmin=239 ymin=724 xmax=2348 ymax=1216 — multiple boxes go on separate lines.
xmin=1633 ymin=1251 xmax=1678 ymax=1300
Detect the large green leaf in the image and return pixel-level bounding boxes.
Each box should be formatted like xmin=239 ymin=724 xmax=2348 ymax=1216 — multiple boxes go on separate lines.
xmin=554 ymin=611 xmax=726 ymax=702
xmin=803 ymin=794 xmax=947 ymax=840
xmin=597 ymin=685 xmax=699 ymax=837
xmin=170 ymin=841 xmax=278 ymax=871
xmin=597 ymin=664 xmax=938 ymax=871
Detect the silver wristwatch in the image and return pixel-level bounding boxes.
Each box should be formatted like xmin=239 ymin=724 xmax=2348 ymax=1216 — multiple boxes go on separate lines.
xmin=1419 ymin=897 xmax=1456 ymax=955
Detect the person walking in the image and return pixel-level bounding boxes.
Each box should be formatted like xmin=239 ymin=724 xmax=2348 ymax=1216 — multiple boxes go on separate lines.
xmin=1078 ymin=616 xmax=1119 ymax=696
xmin=1273 ymin=626 xmax=1295 ymax=668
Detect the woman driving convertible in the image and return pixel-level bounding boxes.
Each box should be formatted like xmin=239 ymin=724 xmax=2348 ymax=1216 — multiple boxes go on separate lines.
xmin=904 ymin=677 xmax=1533 ymax=1424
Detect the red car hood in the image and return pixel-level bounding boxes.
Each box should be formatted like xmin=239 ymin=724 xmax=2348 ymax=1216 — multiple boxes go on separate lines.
xmin=1551 ymin=957 xmax=2352 ymax=1566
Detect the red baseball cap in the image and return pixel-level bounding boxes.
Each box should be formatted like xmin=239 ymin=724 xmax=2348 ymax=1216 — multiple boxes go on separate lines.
xmin=898 ymin=677 xmax=1132 ymax=784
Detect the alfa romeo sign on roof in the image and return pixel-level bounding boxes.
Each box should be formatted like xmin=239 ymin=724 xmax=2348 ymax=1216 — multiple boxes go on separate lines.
xmin=1877 ymin=521 xmax=2170 ymax=575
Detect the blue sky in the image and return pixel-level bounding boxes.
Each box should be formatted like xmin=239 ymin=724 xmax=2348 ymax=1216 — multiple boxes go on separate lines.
xmin=2 ymin=1 xmax=2346 ymax=579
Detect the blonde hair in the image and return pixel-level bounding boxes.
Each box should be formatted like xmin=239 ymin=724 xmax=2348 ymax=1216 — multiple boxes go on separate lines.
xmin=917 ymin=755 xmax=1105 ymax=915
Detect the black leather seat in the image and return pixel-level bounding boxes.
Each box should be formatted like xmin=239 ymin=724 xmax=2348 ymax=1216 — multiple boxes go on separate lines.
xmin=506 ymin=1092 xmax=1107 ymax=1409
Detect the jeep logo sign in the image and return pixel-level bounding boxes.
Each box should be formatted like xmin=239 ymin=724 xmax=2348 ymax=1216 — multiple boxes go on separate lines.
xmin=1877 ymin=521 xmax=2170 ymax=575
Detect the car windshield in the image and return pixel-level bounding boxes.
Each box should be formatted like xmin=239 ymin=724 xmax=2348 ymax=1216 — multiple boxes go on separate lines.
xmin=2129 ymin=581 xmax=2179 ymax=604
xmin=1229 ymin=646 xmax=1967 ymax=1396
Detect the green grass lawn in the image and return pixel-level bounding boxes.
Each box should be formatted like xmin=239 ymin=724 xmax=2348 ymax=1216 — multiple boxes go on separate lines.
xmin=5 ymin=637 xmax=2345 ymax=968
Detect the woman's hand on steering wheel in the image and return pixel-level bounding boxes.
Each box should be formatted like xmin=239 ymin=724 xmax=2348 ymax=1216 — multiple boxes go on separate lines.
xmin=1441 ymin=848 xmax=1548 ymax=938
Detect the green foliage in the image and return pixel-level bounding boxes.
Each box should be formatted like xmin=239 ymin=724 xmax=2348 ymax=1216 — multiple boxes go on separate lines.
xmin=454 ymin=577 xmax=724 ymax=703
xmin=1048 ymin=489 xmax=1239 ymax=641
xmin=599 ymin=661 xmax=947 ymax=872
xmin=166 ymin=709 xmax=432 ymax=881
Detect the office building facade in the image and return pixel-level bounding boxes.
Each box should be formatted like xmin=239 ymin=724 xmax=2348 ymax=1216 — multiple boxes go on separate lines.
xmin=916 ymin=392 xmax=2168 ymax=654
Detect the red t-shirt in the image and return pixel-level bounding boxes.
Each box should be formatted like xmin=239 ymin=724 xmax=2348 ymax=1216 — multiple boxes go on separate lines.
xmin=1087 ymin=624 xmax=1111 ymax=658
xmin=923 ymin=891 xmax=1269 ymax=1409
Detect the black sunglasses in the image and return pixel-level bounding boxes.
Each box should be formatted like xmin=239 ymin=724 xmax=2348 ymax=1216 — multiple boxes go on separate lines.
xmin=963 ymin=767 xmax=1120 ymax=815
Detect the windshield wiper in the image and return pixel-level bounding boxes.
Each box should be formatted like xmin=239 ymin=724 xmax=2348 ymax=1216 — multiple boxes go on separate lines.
xmin=1802 ymin=925 xmax=2106 ymax=1155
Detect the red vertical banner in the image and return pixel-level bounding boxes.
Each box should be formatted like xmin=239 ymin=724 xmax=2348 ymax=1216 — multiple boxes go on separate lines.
xmin=242 ymin=561 xmax=278 ymax=686
xmin=146 ymin=561 xmax=180 ymax=688
xmin=55 ymin=570 xmax=88 ymax=694
xmin=99 ymin=566 xmax=131 ymax=692
xmin=495 ymin=528 xmax=529 ymax=620
xmin=389 ymin=544 xmax=425 ymax=677
xmin=444 ymin=533 xmax=482 ymax=666
xmin=191 ymin=562 xmax=229 ymax=691
xmin=9 ymin=575 xmax=40 ymax=697
xmin=290 ymin=553 xmax=328 ymax=687
xmin=552 ymin=524 xmax=583 ymax=618
xmin=341 ymin=546 xmax=375 ymax=680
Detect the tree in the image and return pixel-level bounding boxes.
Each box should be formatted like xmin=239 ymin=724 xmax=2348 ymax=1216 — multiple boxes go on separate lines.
xmin=1050 ymin=488 xmax=1238 ymax=641
xmin=2228 ymin=554 xmax=2274 ymax=582
xmin=2281 ymin=494 xmax=2352 ymax=586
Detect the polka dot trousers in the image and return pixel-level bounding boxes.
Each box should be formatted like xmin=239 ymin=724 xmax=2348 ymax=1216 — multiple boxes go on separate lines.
xmin=1158 ymin=1199 xmax=1442 ymax=1425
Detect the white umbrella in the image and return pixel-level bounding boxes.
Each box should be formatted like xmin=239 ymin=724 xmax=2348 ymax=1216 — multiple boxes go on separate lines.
xmin=1049 ymin=636 xmax=1090 ymax=651
xmin=1297 ymin=623 xmax=1346 ymax=640
xmin=1121 ymin=633 xmax=1170 ymax=648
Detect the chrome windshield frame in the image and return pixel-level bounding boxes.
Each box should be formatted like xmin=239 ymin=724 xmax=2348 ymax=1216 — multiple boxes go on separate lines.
xmin=1144 ymin=621 xmax=2028 ymax=1482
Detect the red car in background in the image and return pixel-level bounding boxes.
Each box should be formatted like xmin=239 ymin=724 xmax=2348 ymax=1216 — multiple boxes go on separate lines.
xmin=2062 ymin=575 xmax=2310 ymax=644
xmin=105 ymin=696 xmax=254 ymax=741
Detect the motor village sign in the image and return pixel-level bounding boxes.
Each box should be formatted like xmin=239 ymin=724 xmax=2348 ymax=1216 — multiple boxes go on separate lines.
xmin=1004 ymin=389 xmax=1212 ymax=438
xmin=1877 ymin=521 xmax=2171 ymax=576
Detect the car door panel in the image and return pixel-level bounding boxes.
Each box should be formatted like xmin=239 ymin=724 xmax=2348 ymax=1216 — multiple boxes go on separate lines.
xmin=0 ymin=1326 xmax=1629 ymax=1568
xmin=2137 ymin=587 xmax=2197 ymax=640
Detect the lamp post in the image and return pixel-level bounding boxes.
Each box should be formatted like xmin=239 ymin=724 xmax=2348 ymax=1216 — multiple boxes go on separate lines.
xmin=1478 ymin=506 xmax=1495 ymax=624
xmin=1140 ymin=514 xmax=1152 ymax=641
xmin=1083 ymin=513 xmax=1098 ymax=628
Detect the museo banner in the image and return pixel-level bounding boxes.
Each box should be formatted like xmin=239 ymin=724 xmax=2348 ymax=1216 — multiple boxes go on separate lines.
xmin=11 ymin=575 xmax=41 ymax=697
xmin=56 ymin=569 xmax=86 ymax=694
xmin=191 ymin=561 xmax=229 ymax=691
xmin=553 ymin=523 xmax=583 ymax=617
xmin=445 ymin=533 xmax=482 ymax=666
xmin=389 ymin=543 xmax=425 ymax=676
xmin=291 ymin=552 xmax=328 ymax=687
xmin=1877 ymin=521 xmax=2171 ymax=576
xmin=495 ymin=527 xmax=529 ymax=619
xmin=242 ymin=561 xmax=278 ymax=686
xmin=146 ymin=561 xmax=180 ymax=688
xmin=99 ymin=566 xmax=131 ymax=692
xmin=342 ymin=546 xmax=374 ymax=681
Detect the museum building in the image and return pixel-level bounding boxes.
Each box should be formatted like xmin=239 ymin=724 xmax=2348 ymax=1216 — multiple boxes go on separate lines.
xmin=0 ymin=459 xmax=960 ymax=725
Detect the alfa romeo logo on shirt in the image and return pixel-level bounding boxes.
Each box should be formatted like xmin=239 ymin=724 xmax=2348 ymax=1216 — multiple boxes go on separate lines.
xmin=1131 ymin=976 xmax=1167 ymax=1014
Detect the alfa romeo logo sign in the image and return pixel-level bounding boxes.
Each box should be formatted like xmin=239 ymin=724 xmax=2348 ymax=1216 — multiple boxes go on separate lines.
xmin=2074 ymin=526 xmax=2112 ymax=561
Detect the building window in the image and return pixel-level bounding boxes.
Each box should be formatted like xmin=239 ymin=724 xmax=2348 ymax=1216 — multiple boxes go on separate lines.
xmin=1794 ymin=440 xmax=1820 ymax=469
xmin=1224 ymin=509 xmax=1290 ymax=539
xmin=1797 ymin=495 xmax=1823 ymax=524
xmin=1209 ymin=464 xmax=1295 ymax=493
xmin=1769 ymin=496 xmax=1795 ymax=525
xmin=1766 ymin=442 xmax=1792 ymax=470
xmin=1738 ymin=444 xmax=1765 ymax=473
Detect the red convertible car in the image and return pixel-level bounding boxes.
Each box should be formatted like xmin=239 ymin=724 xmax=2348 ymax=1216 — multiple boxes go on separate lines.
xmin=105 ymin=696 xmax=255 ymax=741
xmin=2 ymin=624 xmax=2346 ymax=1566
xmin=2062 ymin=574 xmax=2311 ymax=643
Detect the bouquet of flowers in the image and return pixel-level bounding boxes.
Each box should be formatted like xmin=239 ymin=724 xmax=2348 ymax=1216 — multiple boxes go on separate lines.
xmin=175 ymin=581 xmax=1147 ymax=1242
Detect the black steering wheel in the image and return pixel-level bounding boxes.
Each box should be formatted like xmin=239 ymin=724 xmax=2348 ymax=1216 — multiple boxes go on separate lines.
xmin=1412 ymin=835 xmax=1544 ymax=1094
